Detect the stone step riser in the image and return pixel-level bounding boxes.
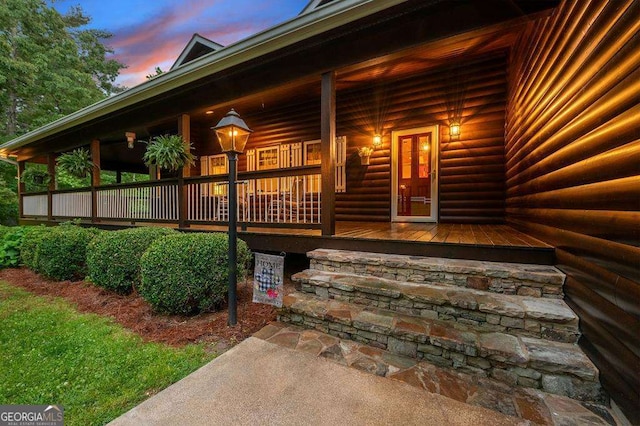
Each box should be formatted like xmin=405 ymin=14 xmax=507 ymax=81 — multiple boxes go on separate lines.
xmin=309 ymin=249 xmax=566 ymax=299
xmin=280 ymin=293 xmax=603 ymax=403
xmin=295 ymin=273 xmax=579 ymax=344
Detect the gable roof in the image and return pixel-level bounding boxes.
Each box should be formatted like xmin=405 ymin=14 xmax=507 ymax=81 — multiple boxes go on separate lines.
xmin=300 ymin=0 xmax=339 ymax=15
xmin=171 ymin=33 xmax=224 ymax=70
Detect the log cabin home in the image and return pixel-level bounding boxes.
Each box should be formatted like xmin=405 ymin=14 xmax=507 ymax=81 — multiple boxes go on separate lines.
xmin=1 ymin=0 xmax=638 ymax=422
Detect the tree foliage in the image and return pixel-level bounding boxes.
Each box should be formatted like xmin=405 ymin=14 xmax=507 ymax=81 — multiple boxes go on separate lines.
xmin=0 ymin=0 xmax=126 ymax=138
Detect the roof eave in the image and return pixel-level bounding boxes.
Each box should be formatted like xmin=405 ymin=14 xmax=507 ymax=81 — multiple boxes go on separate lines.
xmin=0 ymin=0 xmax=407 ymax=156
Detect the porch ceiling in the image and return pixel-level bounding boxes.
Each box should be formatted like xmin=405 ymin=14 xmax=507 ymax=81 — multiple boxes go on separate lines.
xmin=7 ymin=0 xmax=558 ymax=162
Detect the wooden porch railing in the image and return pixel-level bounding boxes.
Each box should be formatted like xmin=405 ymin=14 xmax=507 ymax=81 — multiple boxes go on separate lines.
xmin=19 ymin=166 xmax=322 ymax=229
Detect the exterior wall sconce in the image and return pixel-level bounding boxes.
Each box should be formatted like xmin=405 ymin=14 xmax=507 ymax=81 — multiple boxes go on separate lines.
xmin=372 ymin=134 xmax=382 ymax=148
xmin=449 ymin=122 xmax=461 ymax=139
xmin=358 ymin=146 xmax=374 ymax=166
xmin=126 ymin=132 xmax=136 ymax=149
xmin=212 ymin=108 xmax=252 ymax=327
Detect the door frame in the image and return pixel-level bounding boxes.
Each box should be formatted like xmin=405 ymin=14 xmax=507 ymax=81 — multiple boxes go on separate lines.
xmin=391 ymin=125 xmax=439 ymax=222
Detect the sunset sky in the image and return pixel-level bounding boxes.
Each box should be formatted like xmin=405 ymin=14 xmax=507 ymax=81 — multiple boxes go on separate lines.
xmin=53 ymin=0 xmax=309 ymax=88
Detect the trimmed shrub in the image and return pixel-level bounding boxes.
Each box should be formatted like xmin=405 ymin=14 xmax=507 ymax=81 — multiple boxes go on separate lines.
xmin=0 ymin=226 xmax=25 ymax=268
xmin=34 ymin=225 xmax=100 ymax=280
xmin=20 ymin=226 xmax=53 ymax=270
xmin=87 ymin=227 xmax=176 ymax=294
xmin=139 ymin=233 xmax=252 ymax=315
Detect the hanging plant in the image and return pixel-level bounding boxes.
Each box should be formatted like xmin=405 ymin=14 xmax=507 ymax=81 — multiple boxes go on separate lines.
xmin=143 ymin=134 xmax=195 ymax=172
xmin=20 ymin=168 xmax=51 ymax=187
xmin=357 ymin=146 xmax=374 ymax=166
xmin=57 ymin=148 xmax=96 ymax=178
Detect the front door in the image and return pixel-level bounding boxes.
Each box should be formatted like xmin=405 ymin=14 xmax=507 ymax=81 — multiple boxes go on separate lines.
xmin=391 ymin=126 xmax=438 ymax=222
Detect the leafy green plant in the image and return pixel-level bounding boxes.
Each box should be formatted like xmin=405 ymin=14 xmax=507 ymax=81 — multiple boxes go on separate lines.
xmin=143 ymin=134 xmax=195 ymax=172
xmin=19 ymin=168 xmax=51 ymax=188
xmin=56 ymin=148 xmax=96 ymax=178
xmin=0 ymin=227 xmax=25 ymax=268
xmin=139 ymin=233 xmax=251 ymax=315
xmin=33 ymin=225 xmax=100 ymax=280
xmin=87 ymin=227 xmax=176 ymax=294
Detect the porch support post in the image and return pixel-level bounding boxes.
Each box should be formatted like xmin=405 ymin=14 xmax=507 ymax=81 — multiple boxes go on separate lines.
xmin=17 ymin=161 xmax=25 ymax=219
xmin=321 ymin=71 xmax=336 ymax=236
xmin=178 ymin=114 xmax=191 ymax=178
xmin=47 ymin=154 xmax=56 ymax=222
xmin=178 ymin=114 xmax=190 ymax=228
xmin=90 ymin=139 xmax=100 ymax=223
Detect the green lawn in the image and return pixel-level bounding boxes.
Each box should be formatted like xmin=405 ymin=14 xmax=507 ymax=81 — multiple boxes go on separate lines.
xmin=0 ymin=281 xmax=214 ymax=425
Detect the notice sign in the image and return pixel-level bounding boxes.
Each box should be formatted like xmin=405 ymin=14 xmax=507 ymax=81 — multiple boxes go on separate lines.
xmin=252 ymin=252 xmax=284 ymax=307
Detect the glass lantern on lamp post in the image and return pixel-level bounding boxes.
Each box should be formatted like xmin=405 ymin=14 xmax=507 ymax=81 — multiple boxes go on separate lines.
xmin=212 ymin=109 xmax=252 ymax=326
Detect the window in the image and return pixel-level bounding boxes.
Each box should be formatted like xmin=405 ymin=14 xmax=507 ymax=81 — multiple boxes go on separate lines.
xmin=303 ymin=140 xmax=321 ymax=192
xmin=304 ymin=140 xmax=321 ymax=165
xmin=209 ymin=154 xmax=227 ymax=175
xmin=200 ymin=154 xmax=228 ymax=195
xmin=257 ymin=146 xmax=280 ymax=193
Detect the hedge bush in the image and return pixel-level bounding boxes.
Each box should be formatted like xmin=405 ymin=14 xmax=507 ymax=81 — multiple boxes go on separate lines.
xmin=34 ymin=225 xmax=100 ymax=281
xmin=139 ymin=233 xmax=252 ymax=315
xmin=20 ymin=226 xmax=53 ymax=270
xmin=87 ymin=227 xmax=176 ymax=294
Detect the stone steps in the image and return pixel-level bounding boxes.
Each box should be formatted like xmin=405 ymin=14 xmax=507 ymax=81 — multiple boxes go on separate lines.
xmin=293 ymin=269 xmax=580 ymax=343
xmin=308 ymin=249 xmax=566 ymax=298
xmin=256 ymin=323 xmax=614 ymax=425
xmin=280 ymin=291 xmax=604 ymax=402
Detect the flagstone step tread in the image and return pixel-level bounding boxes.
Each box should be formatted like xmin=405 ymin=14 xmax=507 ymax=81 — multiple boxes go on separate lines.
xmin=281 ymin=292 xmax=600 ymax=396
xmin=255 ymin=322 xmax=612 ymax=424
xmin=293 ymin=269 xmax=579 ymax=343
xmin=308 ymin=249 xmax=566 ymax=298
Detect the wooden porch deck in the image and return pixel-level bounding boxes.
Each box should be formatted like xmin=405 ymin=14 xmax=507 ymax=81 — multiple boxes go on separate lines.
xmin=189 ymin=222 xmax=555 ymax=265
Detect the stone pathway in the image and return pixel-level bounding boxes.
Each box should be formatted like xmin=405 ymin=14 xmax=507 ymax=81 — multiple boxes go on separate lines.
xmin=254 ymin=322 xmax=617 ymax=426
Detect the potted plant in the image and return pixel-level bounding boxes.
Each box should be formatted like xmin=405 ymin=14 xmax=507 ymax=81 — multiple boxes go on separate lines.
xmin=357 ymin=146 xmax=374 ymax=166
xmin=57 ymin=148 xmax=96 ymax=178
xmin=20 ymin=168 xmax=51 ymax=188
xmin=143 ymin=134 xmax=195 ymax=172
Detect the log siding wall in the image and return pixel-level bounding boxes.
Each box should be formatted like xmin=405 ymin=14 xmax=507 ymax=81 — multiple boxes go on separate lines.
xmin=505 ymin=0 xmax=640 ymax=421
xmin=336 ymin=53 xmax=508 ymax=223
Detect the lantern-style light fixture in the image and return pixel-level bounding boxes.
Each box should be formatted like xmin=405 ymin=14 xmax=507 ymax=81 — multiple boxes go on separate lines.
xmin=372 ymin=134 xmax=382 ymax=148
xmin=211 ymin=108 xmax=252 ymax=327
xmin=213 ymin=109 xmax=252 ymax=154
xmin=449 ymin=122 xmax=461 ymax=139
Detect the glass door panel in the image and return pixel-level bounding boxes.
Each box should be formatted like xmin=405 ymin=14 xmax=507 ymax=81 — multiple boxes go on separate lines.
xmin=395 ymin=130 xmax=436 ymax=221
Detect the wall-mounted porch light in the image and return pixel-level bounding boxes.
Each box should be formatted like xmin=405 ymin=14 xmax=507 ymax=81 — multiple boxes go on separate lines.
xmin=449 ymin=122 xmax=461 ymax=139
xmin=212 ymin=109 xmax=252 ymax=327
xmin=125 ymin=132 xmax=136 ymax=149
xmin=372 ymin=134 xmax=382 ymax=148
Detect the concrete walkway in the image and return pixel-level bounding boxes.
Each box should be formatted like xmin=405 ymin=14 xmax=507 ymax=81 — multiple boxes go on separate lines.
xmin=109 ymin=337 xmax=521 ymax=426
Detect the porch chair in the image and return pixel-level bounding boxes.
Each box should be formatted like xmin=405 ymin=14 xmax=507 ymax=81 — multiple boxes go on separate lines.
xmin=269 ymin=176 xmax=305 ymax=222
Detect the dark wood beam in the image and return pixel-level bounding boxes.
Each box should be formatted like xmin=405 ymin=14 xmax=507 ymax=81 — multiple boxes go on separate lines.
xmin=178 ymin=114 xmax=191 ymax=178
xmin=90 ymin=139 xmax=100 ymax=222
xmin=18 ymin=161 xmax=25 ymax=218
xmin=47 ymin=154 xmax=56 ymax=221
xmin=321 ymin=71 xmax=336 ymax=236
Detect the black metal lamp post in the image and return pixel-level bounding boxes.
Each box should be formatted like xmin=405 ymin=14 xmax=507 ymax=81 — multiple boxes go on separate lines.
xmin=212 ymin=109 xmax=252 ymax=326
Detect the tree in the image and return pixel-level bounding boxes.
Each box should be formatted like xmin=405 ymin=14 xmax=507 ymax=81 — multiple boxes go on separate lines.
xmin=0 ymin=177 xmax=18 ymax=225
xmin=0 ymin=0 xmax=126 ymax=137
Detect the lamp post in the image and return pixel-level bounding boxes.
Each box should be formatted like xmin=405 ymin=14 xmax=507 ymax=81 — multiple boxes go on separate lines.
xmin=212 ymin=109 xmax=252 ymax=326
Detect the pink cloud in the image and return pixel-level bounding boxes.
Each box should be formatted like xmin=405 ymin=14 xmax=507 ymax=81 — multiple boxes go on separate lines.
xmin=107 ymin=0 xmax=280 ymax=88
